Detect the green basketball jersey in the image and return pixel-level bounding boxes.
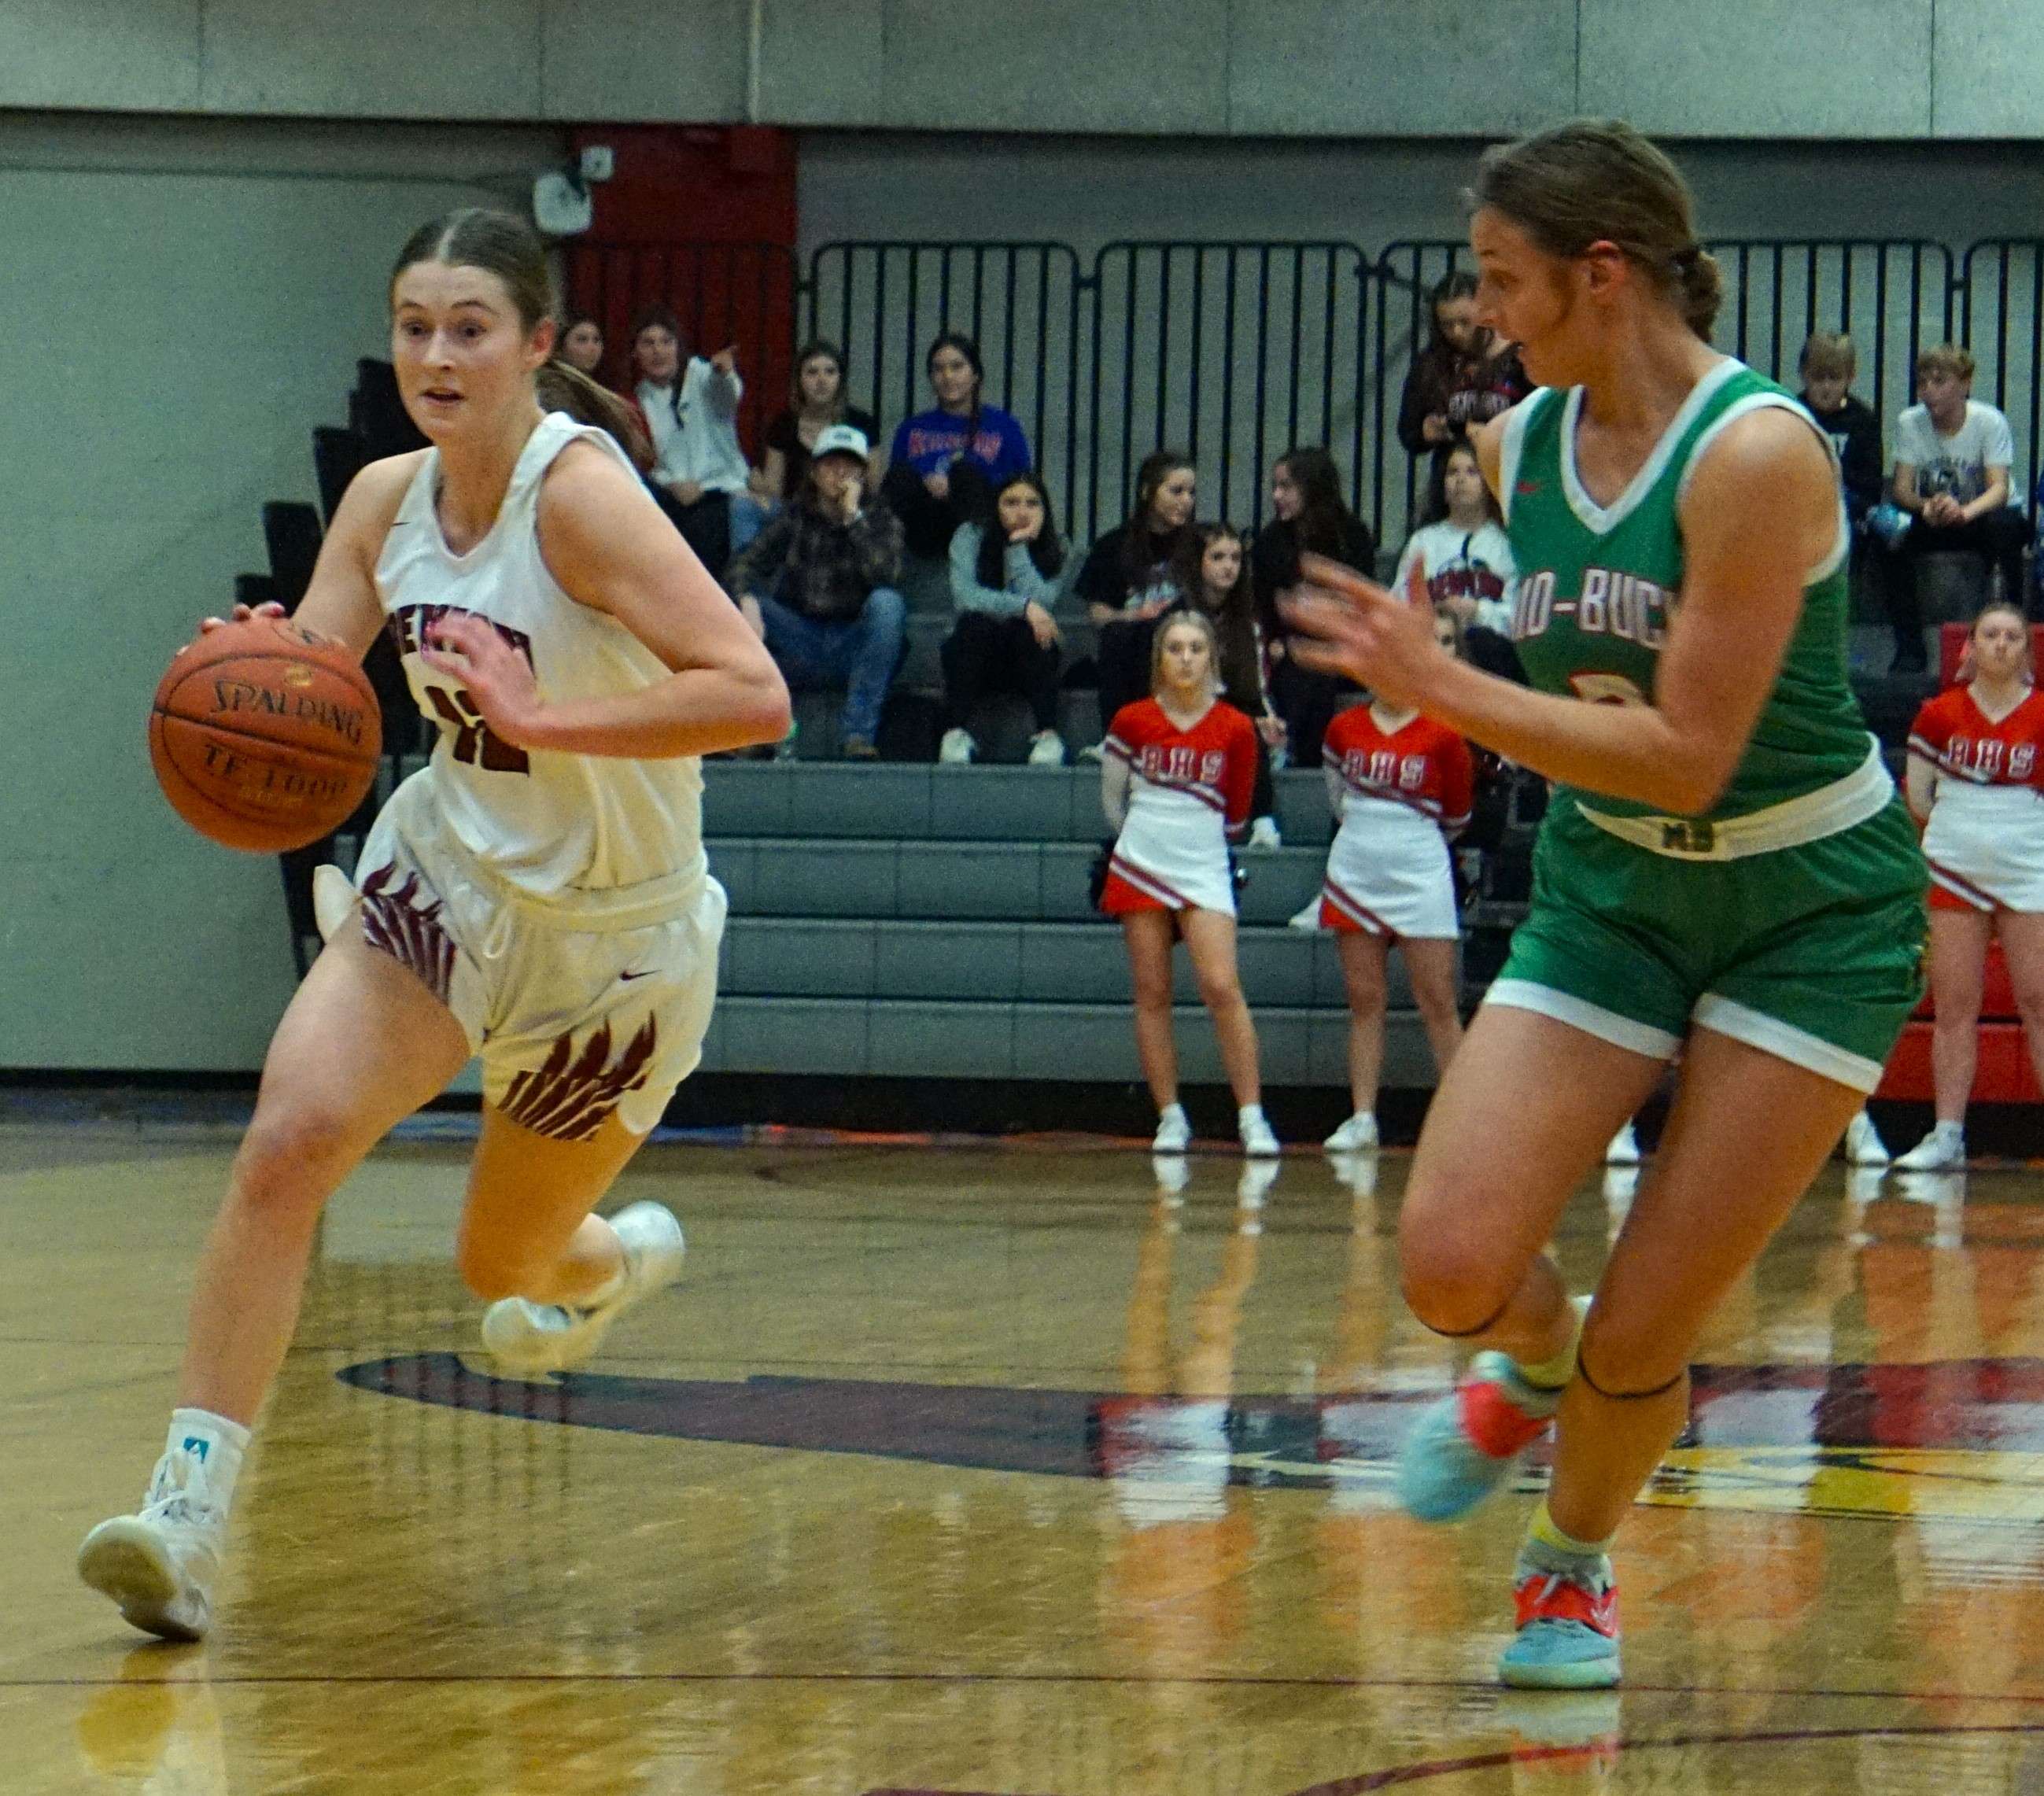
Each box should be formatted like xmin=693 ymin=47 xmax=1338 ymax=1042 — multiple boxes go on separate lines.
xmin=1500 ymin=358 xmax=1876 ymax=826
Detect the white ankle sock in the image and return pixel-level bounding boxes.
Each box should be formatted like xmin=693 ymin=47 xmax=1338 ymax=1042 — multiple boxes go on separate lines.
xmin=155 ymin=1407 xmax=249 ymax=1519
xmin=1238 ymin=1104 xmax=1267 ymax=1128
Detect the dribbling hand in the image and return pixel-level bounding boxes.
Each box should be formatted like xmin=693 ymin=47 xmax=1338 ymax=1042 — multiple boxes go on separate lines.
xmin=178 ymin=599 xmax=286 ymax=655
xmin=1282 ymin=553 xmax=1444 ymax=712
xmin=421 ymin=612 xmax=545 ymax=749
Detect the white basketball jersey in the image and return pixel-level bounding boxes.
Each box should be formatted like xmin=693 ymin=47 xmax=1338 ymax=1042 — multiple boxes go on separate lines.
xmin=374 ymin=412 xmax=705 ymax=900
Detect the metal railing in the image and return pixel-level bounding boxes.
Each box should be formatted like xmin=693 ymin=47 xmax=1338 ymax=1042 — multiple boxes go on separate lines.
xmin=572 ymin=234 xmax=2044 ymax=555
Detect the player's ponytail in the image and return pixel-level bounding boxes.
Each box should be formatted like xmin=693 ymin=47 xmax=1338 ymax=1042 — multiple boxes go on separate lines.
xmin=536 ymin=360 xmax=657 ymax=473
xmin=1469 ymin=119 xmax=1721 ymax=341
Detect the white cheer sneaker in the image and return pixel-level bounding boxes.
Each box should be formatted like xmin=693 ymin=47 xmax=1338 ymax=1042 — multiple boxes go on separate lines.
xmin=1153 ymin=1103 xmax=1193 ymax=1154
xmin=1843 ymin=1108 xmax=1891 ymax=1167
xmin=1324 ymin=1112 xmax=1379 ymax=1153
xmin=78 ymin=1448 xmax=225 ymax=1643
xmin=1894 ymin=1123 xmax=1965 ymax=1172
xmin=481 ymin=1201 xmax=686 ymax=1375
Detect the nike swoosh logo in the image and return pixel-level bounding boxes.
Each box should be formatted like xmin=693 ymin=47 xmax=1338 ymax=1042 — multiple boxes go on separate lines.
xmin=1516 ymin=480 xmax=1542 ymax=495
xmin=619 ymin=968 xmax=655 ymax=982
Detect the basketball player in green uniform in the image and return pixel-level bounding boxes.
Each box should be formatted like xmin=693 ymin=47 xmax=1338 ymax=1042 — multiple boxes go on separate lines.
xmin=1288 ymin=120 xmax=1925 ymax=1688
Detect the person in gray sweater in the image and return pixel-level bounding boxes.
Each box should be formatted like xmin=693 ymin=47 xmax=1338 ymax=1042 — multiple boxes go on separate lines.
xmin=939 ymin=471 xmax=1069 ymax=765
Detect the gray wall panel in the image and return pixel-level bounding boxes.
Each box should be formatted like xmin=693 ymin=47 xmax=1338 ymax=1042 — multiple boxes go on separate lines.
xmin=0 ymin=113 xmax=562 ymax=1069
xmin=1229 ymin=1 xmax=1576 ymax=138
xmin=0 ymin=0 xmax=201 ymax=110
xmin=880 ymin=0 xmax=1229 ymax=134
xmin=1934 ymin=0 xmax=2044 ymax=135
xmin=201 ymin=0 xmax=544 ymax=118
xmin=1581 ymin=0 xmax=1932 ymax=137
xmin=541 ymin=0 xmax=749 ymax=122
xmin=758 ymin=0 xmax=887 ymax=124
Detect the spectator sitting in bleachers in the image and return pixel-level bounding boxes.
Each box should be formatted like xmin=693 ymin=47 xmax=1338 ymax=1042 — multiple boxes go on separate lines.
xmin=756 ymin=338 xmax=883 ymax=510
xmin=1078 ymin=451 xmax=1199 ymax=741
xmin=1876 ymin=343 xmax=2027 ymax=673
xmin=1796 ymin=331 xmax=1884 ymax=530
xmin=1171 ymin=522 xmax=1283 ymax=848
xmin=630 ymin=305 xmax=769 ymax=579
xmin=880 ymin=332 xmax=1034 ymax=559
xmin=1396 ymin=271 xmax=1530 ymax=456
xmin=1252 ymin=447 xmax=1376 ymax=768
xmin=557 ymin=310 xmax=608 ymax=381
xmin=940 ymin=471 xmax=1069 ymax=767
xmin=1394 ymin=440 xmax=1523 ymax=680
xmin=726 ymin=424 xmax=905 ymax=760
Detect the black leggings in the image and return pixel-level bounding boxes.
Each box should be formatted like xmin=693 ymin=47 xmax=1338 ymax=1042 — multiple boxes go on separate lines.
xmin=1095 ymin=614 xmax=1161 ymax=730
xmin=942 ymin=611 xmax=1061 ymax=732
xmin=1879 ymin=507 xmax=2031 ymax=661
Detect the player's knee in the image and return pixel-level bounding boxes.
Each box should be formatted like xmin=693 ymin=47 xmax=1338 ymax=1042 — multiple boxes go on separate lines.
xmin=1396 ymin=1226 xmax=1516 ymax=1339
xmin=1576 ymin=1311 xmax=1688 ymax=1398
xmin=232 ymin=1105 xmax=361 ymax=1216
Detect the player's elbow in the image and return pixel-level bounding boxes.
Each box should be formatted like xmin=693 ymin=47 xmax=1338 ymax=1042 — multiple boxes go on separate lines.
xmin=1658 ymin=749 xmax=1737 ymax=817
xmin=746 ymin=661 xmax=793 ymax=747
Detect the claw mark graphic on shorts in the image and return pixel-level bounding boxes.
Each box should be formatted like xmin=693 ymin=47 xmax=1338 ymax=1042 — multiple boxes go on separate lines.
xmin=501 ymin=1017 xmax=659 ymax=1142
xmin=359 ymin=865 xmax=456 ymax=1005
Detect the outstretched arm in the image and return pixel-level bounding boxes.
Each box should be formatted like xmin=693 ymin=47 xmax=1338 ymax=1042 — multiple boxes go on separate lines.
xmin=1286 ymin=408 xmax=1840 ymax=817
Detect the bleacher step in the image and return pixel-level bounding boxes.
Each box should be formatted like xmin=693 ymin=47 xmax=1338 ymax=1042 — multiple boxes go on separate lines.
xmin=703 ymin=762 xmax=1337 ymax=845
xmin=713 ymin=835 xmax=1324 ymax=924
xmin=721 ymin=916 xmax=1430 ymax=1009
xmin=701 ymin=996 xmax=1438 ymax=1088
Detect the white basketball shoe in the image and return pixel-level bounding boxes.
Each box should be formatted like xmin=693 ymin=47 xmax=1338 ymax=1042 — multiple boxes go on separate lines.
xmin=481 ymin=1202 xmax=686 ymax=1375
xmin=78 ymin=1446 xmax=226 ymax=1642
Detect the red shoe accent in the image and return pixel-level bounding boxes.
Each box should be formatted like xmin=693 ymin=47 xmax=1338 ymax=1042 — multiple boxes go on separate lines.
xmin=1457 ymin=1376 xmax=1553 ymax=1460
xmin=1514 ymin=1571 xmax=1619 ymax=1638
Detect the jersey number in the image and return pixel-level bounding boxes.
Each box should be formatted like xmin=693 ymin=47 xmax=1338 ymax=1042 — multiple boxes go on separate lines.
xmin=426 ymin=687 xmax=531 ymax=773
xmin=1569 ymin=673 xmax=1650 ymax=708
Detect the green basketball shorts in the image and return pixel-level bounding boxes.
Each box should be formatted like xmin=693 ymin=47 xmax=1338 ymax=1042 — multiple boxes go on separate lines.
xmin=1486 ymin=797 xmax=1927 ymax=1091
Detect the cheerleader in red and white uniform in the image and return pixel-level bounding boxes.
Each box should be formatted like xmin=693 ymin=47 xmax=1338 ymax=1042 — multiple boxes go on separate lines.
xmin=1101 ymin=610 xmax=1278 ymax=1156
xmin=1892 ymin=600 xmax=2044 ymax=1169
xmin=1315 ymin=607 xmax=1475 ymax=1152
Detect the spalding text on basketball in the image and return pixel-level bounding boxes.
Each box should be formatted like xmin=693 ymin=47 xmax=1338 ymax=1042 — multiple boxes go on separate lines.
xmin=208 ymin=679 xmax=368 ymax=748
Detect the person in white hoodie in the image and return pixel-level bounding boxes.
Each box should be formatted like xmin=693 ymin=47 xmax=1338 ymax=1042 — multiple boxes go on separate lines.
xmin=629 ymin=304 xmax=767 ymax=577
xmin=1394 ymin=439 xmax=1522 ymax=679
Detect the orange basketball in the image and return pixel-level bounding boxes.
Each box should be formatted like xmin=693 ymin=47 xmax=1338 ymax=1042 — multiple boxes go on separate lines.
xmin=148 ymin=616 xmax=382 ymax=854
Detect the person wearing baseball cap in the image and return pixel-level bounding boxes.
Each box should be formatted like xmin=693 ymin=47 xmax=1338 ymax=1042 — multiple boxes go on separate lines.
xmin=725 ymin=422 xmax=906 ymax=758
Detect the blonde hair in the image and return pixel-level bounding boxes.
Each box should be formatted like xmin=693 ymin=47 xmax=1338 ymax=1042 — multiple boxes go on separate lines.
xmin=1469 ymin=118 xmax=1721 ymax=339
xmin=1916 ymin=343 xmax=1976 ymax=384
xmin=1799 ymin=332 xmax=1857 ymax=382
xmin=1149 ymin=608 xmax=1222 ymax=697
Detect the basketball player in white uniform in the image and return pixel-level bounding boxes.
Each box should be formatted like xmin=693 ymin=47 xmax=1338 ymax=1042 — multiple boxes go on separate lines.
xmin=77 ymin=208 xmax=789 ymax=1641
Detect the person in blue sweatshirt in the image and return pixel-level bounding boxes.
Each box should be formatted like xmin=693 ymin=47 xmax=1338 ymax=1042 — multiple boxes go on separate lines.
xmin=881 ymin=332 xmax=1034 ymax=557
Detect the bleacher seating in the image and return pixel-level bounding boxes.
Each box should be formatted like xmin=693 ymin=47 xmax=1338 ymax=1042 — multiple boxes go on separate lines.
xmin=290 ymin=758 xmax=1448 ymax=1089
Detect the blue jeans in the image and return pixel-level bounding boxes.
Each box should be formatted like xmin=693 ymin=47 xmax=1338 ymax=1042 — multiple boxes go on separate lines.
xmin=729 ymin=492 xmax=769 ymax=557
xmin=756 ymin=588 xmax=906 ymax=744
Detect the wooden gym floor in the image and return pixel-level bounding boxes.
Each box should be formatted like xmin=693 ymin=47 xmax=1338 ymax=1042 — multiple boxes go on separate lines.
xmin=12 ymin=1117 xmax=2044 ymax=1794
